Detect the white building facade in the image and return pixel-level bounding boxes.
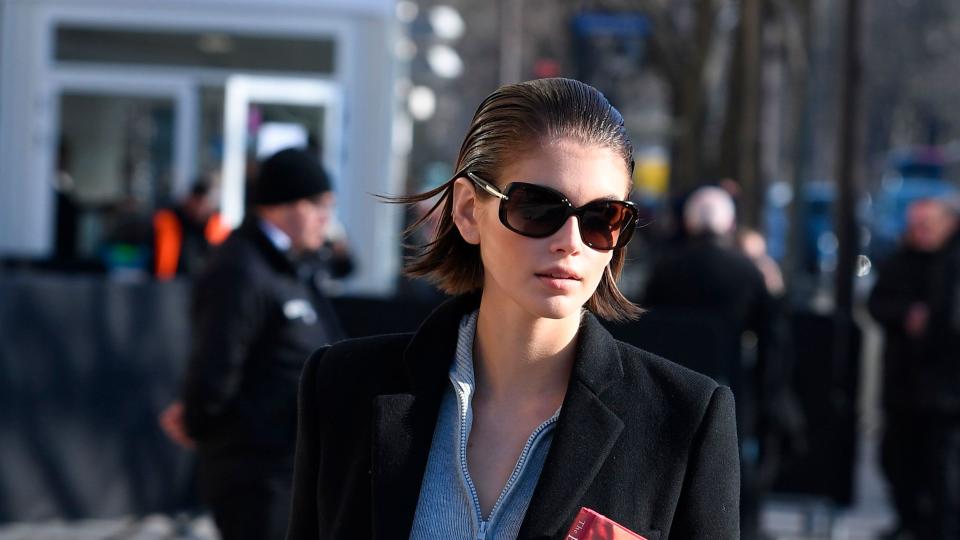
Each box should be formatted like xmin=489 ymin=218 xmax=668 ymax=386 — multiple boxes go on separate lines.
xmin=0 ymin=0 xmax=405 ymax=294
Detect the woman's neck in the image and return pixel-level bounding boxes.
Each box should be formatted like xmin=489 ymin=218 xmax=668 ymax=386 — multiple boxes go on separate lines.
xmin=472 ymin=296 xmax=580 ymax=406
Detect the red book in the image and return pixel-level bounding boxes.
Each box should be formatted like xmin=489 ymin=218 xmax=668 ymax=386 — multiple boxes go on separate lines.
xmin=564 ymin=507 xmax=648 ymax=540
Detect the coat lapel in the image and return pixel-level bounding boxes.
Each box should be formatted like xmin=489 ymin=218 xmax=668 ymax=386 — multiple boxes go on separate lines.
xmin=371 ymin=393 xmax=437 ymax=540
xmin=370 ymin=300 xmax=627 ymax=540
xmin=370 ymin=294 xmax=478 ymax=540
xmin=518 ymin=313 xmax=627 ymax=539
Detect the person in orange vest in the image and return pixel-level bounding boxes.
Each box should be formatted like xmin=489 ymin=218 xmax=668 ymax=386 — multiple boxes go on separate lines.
xmin=153 ymin=181 xmax=231 ymax=279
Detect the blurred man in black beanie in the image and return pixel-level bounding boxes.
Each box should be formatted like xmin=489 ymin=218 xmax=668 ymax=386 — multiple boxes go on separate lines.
xmin=160 ymin=148 xmax=345 ymax=540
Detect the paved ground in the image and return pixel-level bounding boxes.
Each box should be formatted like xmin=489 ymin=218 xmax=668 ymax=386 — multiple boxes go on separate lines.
xmin=0 ymin=514 xmax=218 ymax=540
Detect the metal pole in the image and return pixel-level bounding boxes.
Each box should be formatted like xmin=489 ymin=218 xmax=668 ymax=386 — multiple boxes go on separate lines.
xmin=832 ymin=0 xmax=863 ymax=413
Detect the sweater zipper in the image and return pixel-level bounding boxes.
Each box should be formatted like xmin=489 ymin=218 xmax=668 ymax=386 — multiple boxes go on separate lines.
xmin=455 ymin=377 xmax=560 ymax=536
xmin=484 ymin=414 xmax=559 ymax=520
xmin=476 ymin=520 xmax=488 ymax=540
xmin=454 ymin=381 xmax=487 ymax=530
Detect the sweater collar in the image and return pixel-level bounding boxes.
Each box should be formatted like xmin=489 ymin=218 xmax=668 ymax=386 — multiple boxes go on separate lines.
xmin=400 ymin=292 xmax=625 ymax=399
xmin=373 ymin=293 xmax=628 ymax=540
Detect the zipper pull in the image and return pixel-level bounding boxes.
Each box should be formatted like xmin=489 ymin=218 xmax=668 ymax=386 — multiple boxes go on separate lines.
xmin=476 ymin=520 xmax=488 ymax=540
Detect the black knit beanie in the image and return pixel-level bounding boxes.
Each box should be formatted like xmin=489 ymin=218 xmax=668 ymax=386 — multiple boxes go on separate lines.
xmin=250 ymin=148 xmax=332 ymax=205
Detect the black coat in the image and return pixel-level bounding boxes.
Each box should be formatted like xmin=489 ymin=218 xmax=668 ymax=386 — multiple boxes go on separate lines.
xmin=868 ymin=239 xmax=960 ymax=415
xmin=642 ymin=236 xmax=784 ymax=435
xmin=643 ymin=236 xmax=772 ymax=336
xmin=182 ymin=217 xmax=343 ymax=493
xmin=287 ymin=294 xmax=740 ymax=539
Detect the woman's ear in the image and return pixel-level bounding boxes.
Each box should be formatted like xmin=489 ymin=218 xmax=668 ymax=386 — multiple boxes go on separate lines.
xmin=451 ymin=177 xmax=481 ymax=245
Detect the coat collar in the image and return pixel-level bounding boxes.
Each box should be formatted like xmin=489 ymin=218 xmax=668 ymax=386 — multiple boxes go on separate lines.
xmin=236 ymin=216 xmax=299 ymax=277
xmin=370 ymin=294 xmax=627 ymax=540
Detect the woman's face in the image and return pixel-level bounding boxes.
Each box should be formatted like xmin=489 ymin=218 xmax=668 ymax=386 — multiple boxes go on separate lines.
xmin=473 ymin=139 xmax=631 ymax=321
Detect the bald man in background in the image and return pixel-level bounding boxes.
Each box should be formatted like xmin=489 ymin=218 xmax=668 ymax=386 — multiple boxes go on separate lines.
xmin=644 ymin=187 xmax=773 ymax=329
xmin=644 ymin=186 xmax=787 ymax=540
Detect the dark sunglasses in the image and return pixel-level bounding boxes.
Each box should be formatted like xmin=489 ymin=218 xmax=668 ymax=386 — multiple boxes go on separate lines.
xmin=466 ymin=172 xmax=639 ymax=251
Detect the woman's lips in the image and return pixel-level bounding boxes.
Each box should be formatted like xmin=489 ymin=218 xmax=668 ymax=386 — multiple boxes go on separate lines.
xmin=535 ymin=272 xmax=582 ymax=290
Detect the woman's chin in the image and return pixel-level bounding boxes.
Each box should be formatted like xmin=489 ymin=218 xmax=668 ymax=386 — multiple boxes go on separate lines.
xmin=525 ymin=294 xmax=585 ymax=321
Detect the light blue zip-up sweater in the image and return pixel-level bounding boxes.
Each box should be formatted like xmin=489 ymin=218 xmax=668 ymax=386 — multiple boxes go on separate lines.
xmin=408 ymin=310 xmax=561 ymax=540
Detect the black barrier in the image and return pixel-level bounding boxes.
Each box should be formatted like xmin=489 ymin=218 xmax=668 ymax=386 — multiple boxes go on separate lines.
xmin=0 ymin=274 xmax=445 ymax=523
xmin=0 ymin=273 xmax=196 ymax=522
xmin=772 ymin=312 xmax=861 ymax=505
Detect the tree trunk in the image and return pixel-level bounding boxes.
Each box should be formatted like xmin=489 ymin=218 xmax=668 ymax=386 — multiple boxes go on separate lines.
xmin=670 ymin=74 xmax=707 ymax=195
xmin=738 ymin=0 xmax=764 ymax=228
xmin=719 ymin=27 xmax=744 ymax=184
xmin=666 ymin=0 xmax=715 ymax=196
xmin=780 ymin=0 xmax=813 ymax=289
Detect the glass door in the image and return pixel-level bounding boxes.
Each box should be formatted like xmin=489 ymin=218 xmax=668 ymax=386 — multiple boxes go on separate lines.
xmin=220 ymin=75 xmax=343 ymax=227
xmin=50 ymin=71 xmax=196 ymax=273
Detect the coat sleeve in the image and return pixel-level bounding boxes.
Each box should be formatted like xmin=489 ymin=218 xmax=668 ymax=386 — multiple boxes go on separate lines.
xmin=671 ymin=385 xmax=741 ymax=538
xmin=286 ymin=346 xmax=330 ymax=540
xmin=182 ymin=262 xmax=268 ymax=438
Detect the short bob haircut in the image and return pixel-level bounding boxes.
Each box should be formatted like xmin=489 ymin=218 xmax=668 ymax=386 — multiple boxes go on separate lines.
xmin=394 ymin=77 xmax=642 ymax=322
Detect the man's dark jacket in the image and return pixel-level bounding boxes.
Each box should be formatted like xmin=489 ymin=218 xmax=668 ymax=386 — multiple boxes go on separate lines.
xmin=642 ymin=235 xmax=786 ymax=432
xmin=643 ymin=235 xmax=772 ymax=336
xmin=868 ymin=237 xmax=960 ymax=415
xmin=182 ymin=216 xmax=343 ymax=494
xmin=286 ymin=294 xmax=740 ymax=540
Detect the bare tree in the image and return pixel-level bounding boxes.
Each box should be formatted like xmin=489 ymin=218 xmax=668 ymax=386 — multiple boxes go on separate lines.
xmin=865 ymin=0 xmax=960 ymax=177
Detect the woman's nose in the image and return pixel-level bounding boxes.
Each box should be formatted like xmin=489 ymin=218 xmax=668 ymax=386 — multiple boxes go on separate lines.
xmin=548 ymin=215 xmax=583 ymax=254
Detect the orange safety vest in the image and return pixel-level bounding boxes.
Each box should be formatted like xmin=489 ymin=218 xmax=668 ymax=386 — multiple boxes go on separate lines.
xmin=154 ymin=209 xmax=231 ymax=280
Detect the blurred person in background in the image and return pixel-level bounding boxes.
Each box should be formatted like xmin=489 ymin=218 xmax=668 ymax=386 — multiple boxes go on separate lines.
xmin=53 ymin=138 xmax=81 ymax=267
xmin=644 ymin=186 xmax=800 ymax=540
xmin=303 ymin=209 xmax=355 ymax=294
xmin=738 ymin=227 xmax=785 ymax=298
xmin=159 ymin=148 xmax=345 ymax=540
xmin=152 ymin=179 xmax=231 ymax=280
xmin=868 ymin=197 xmax=960 ymax=540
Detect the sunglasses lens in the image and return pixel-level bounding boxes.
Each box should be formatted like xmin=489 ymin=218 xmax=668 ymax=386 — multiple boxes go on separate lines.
xmin=503 ymin=184 xmax=568 ymax=237
xmin=580 ymin=202 xmax=636 ymax=250
xmin=498 ymin=182 xmax=637 ymax=250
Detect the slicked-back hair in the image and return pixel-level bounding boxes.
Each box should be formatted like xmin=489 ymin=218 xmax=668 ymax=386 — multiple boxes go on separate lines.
xmin=389 ymin=78 xmax=641 ymax=321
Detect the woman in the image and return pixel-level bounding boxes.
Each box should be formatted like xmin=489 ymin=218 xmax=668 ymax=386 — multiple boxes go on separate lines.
xmin=286 ymin=78 xmax=740 ymax=540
